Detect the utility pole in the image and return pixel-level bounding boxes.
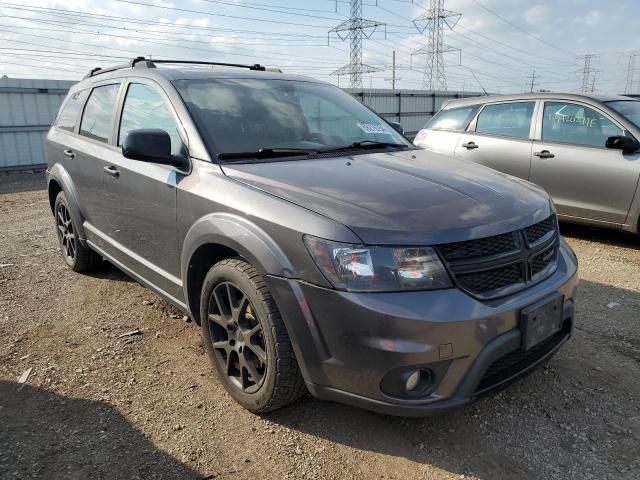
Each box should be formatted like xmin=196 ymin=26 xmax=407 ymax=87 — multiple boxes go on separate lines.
xmin=384 ymin=50 xmax=403 ymax=91
xmin=527 ymin=70 xmax=537 ymax=93
xmin=625 ymin=51 xmax=640 ymax=95
xmin=411 ymin=0 xmax=461 ymax=91
xmin=391 ymin=50 xmax=396 ymax=91
xmin=329 ymin=0 xmax=385 ymax=89
xmin=576 ymin=54 xmax=600 ymax=93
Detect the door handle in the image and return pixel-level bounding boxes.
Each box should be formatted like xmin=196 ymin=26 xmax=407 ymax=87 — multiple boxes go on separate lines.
xmin=103 ymin=165 xmax=120 ymax=178
xmin=63 ymin=149 xmax=75 ymax=159
xmin=534 ymin=150 xmax=555 ymax=159
xmin=461 ymin=142 xmax=479 ymax=150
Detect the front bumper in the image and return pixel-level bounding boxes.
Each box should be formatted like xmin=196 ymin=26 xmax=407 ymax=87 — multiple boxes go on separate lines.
xmin=266 ymin=239 xmax=579 ymax=416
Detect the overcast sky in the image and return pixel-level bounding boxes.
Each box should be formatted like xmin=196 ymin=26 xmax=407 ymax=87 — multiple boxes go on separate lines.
xmin=1 ymin=0 xmax=639 ymax=94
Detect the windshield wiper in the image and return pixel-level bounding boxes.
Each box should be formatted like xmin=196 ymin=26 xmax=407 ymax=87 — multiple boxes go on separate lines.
xmin=320 ymin=140 xmax=409 ymax=153
xmin=218 ymin=147 xmax=319 ymax=161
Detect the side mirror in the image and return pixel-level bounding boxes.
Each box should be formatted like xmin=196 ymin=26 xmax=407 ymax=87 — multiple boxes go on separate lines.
xmin=387 ymin=121 xmax=404 ymax=135
xmin=605 ymin=135 xmax=640 ymax=154
xmin=122 ymin=129 xmax=176 ymax=165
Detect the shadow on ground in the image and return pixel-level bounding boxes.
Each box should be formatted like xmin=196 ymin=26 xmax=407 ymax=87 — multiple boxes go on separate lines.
xmin=85 ymin=261 xmax=136 ymax=283
xmin=0 ymin=381 xmax=202 ymax=479
xmin=559 ymin=221 xmax=639 ymax=250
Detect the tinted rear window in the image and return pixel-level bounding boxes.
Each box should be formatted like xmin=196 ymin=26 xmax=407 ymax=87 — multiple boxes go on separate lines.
xmin=57 ymin=90 xmax=88 ymax=132
xmin=79 ymin=84 xmax=120 ymax=144
xmin=427 ymin=105 xmax=479 ymax=131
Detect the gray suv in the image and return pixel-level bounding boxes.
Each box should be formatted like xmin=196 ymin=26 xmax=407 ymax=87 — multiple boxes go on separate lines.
xmin=46 ymin=58 xmax=578 ymax=416
xmin=414 ymin=93 xmax=640 ymax=234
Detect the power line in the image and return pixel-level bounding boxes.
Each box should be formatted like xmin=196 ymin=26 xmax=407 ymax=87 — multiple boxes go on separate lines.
xmin=111 ymin=0 xmax=335 ymax=29
xmin=468 ymin=0 xmax=575 ymax=57
xmin=0 ymin=22 xmax=346 ymax=68
xmin=192 ymin=0 xmax=343 ymax=21
xmin=0 ymin=3 xmax=333 ymax=39
xmin=453 ymin=24 xmax=572 ymax=67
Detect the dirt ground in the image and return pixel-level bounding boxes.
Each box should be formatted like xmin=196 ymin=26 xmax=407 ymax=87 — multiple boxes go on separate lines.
xmin=1 ymin=173 xmax=639 ymax=480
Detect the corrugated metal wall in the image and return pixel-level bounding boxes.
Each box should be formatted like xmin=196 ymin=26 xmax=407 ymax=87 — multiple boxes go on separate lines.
xmin=0 ymin=78 xmax=482 ymax=171
xmin=344 ymin=88 xmax=484 ymax=137
xmin=0 ymin=77 xmax=75 ymax=171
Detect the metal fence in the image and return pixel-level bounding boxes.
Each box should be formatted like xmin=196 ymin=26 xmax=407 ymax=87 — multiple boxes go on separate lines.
xmin=344 ymin=88 xmax=485 ymax=138
xmin=0 ymin=77 xmax=75 ymax=172
xmin=0 ymin=78 xmax=483 ymax=172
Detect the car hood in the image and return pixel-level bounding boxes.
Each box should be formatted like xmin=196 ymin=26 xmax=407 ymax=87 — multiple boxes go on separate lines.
xmin=221 ymin=149 xmax=552 ymax=245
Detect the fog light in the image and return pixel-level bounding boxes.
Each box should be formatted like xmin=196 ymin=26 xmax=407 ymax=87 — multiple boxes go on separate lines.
xmin=381 ymin=366 xmax=440 ymax=399
xmin=405 ymin=371 xmax=421 ymax=391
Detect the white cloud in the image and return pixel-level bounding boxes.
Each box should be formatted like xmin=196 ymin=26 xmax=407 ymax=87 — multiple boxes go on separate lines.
xmin=523 ymin=5 xmax=548 ymax=26
xmin=573 ymin=10 xmax=603 ymax=28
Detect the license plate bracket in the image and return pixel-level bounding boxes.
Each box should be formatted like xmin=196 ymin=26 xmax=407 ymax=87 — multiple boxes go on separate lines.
xmin=520 ymin=293 xmax=564 ymax=351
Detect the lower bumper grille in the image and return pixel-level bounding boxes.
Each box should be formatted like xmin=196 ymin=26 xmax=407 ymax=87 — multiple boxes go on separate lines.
xmin=474 ymin=324 xmax=570 ymax=394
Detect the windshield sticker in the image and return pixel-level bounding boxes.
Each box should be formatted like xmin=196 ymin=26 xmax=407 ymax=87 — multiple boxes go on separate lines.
xmin=357 ymin=123 xmax=392 ymax=134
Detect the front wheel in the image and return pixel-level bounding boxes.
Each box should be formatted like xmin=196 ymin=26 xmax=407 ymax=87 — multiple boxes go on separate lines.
xmin=200 ymin=258 xmax=306 ymax=413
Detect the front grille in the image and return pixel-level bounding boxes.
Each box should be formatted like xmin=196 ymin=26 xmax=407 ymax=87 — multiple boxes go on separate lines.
xmin=524 ymin=215 xmax=555 ymax=245
xmin=438 ymin=232 xmax=518 ymax=261
xmin=458 ymin=264 xmax=524 ymax=293
xmin=435 ymin=215 xmax=558 ymax=299
xmin=531 ymin=245 xmax=557 ymax=277
xmin=474 ymin=326 xmax=568 ymax=394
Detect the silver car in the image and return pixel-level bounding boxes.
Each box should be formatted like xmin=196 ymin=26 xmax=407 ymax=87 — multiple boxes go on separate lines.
xmin=414 ymin=93 xmax=640 ymax=234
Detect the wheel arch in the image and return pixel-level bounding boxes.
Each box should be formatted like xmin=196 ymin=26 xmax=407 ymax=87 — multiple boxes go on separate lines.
xmin=181 ymin=213 xmax=294 ymax=325
xmin=47 ymin=164 xmax=87 ymax=241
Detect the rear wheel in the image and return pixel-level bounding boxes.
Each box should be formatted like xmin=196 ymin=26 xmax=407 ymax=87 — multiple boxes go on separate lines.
xmin=200 ymin=258 xmax=306 ymax=412
xmin=54 ymin=191 xmax=101 ymax=272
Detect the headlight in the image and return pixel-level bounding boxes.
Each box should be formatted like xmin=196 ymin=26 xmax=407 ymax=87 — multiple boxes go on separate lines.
xmin=413 ymin=129 xmax=428 ymax=146
xmin=304 ymin=236 xmax=452 ymax=292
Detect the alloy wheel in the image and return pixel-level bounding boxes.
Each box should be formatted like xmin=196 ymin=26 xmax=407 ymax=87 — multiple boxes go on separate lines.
xmin=56 ymin=203 xmax=76 ymax=262
xmin=206 ymin=282 xmax=267 ymax=393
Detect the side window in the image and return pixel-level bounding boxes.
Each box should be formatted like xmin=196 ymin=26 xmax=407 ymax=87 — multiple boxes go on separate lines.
xmin=119 ymin=83 xmax=183 ymax=156
xmin=57 ymin=90 xmax=88 ymax=132
xmin=542 ymin=102 xmax=623 ymax=147
xmin=427 ymin=105 xmax=479 ymax=131
xmin=79 ymin=84 xmax=120 ymax=143
xmin=475 ymin=102 xmax=535 ymax=139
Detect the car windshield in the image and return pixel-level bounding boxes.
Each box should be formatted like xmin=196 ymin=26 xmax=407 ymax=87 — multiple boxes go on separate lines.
xmin=606 ymin=100 xmax=640 ymax=129
xmin=173 ymin=78 xmax=411 ymax=159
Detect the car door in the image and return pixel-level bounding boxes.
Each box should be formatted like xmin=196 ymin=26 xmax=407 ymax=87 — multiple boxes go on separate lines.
xmin=530 ymin=100 xmax=640 ymax=224
xmin=453 ymin=101 xmax=536 ymax=180
xmin=100 ymin=80 xmax=189 ymax=301
xmin=72 ymin=82 xmax=123 ymax=236
xmin=414 ymin=104 xmax=480 ymax=155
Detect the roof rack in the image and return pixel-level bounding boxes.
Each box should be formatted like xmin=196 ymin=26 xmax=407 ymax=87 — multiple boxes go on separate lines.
xmin=84 ymin=57 xmax=266 ymax=79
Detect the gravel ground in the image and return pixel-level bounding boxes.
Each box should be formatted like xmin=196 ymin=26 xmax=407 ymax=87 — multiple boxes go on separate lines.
xmin=1 ymin=175 xmax=639 ymax=480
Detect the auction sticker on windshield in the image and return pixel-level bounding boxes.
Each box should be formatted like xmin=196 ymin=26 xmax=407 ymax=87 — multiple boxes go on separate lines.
xmin=357 ymin=123 xmax=391 ymax=134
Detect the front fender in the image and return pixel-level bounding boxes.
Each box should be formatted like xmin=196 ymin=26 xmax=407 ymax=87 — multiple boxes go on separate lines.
xmin=181 ymin=212 xmax=294 ymax=286
xmin=47 ymin=163 xmax=87 ymax=242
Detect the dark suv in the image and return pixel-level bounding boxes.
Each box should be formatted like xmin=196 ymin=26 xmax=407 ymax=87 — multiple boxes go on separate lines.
xmin=46 ymin=58 xmax=578 ymax=416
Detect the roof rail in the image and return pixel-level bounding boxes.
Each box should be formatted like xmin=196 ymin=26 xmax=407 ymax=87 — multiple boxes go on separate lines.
xmin=84 ymin=57 xmax=266 ymax=79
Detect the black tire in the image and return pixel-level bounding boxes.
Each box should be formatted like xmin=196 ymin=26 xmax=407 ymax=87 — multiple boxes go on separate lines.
xmin=54 ymin=191 xmax=101 ymax=272
xmin=200 ymin=258 xmax=306 ymax=413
